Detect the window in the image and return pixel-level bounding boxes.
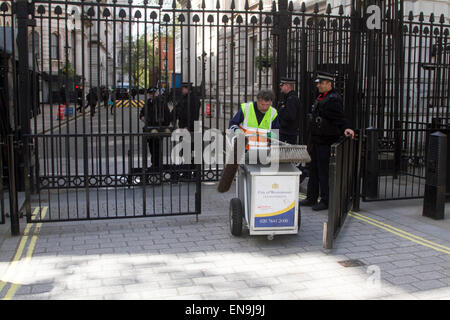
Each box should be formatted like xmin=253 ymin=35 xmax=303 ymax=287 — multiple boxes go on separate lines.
xmin=51 ymin=33 xmax=59 ymax=60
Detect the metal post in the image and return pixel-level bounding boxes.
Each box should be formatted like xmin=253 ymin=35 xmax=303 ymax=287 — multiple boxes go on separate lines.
xmin=423 ymin=132 xmax=447 ymax=220
xmin=364 ymin=127 xmax=379 ymax=199
xmin=272 ymin=0 xmax=291 ymax=102
xmin=7 ymin=135 xmax=20 ymax=236
xmin=15 ymin=0 xmax=34 ymax=220
xmin=324 ymin=144 xmax=337 ymax=250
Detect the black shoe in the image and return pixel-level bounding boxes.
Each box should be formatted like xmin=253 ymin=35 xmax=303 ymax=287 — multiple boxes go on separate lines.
xmin=312 ymin=201 xmax=328 ymax=211
xmin=299 ymin=199 xmax=316 ymax=206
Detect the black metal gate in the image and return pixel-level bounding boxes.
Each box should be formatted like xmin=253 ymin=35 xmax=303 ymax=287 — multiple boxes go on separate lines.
xmin=1 ymin=0 xmax=449 ymax=229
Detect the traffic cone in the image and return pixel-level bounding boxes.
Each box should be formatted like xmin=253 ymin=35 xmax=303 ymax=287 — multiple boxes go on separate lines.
xmin=57 ymin=105 xmax=65 ymax=120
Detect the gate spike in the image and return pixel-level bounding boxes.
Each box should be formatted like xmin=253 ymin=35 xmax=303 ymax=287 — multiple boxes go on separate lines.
xmin=271 ymin=1 xmax=276 ymax=12
xmin=216 ymin=0 xmax=220 ymax=10
xmin=429 ymin=13 xmax=434 ymax=23
xmin=158 ymin=0 xmax=163 ymax=6
xmin=338 ymin=5 xmax=344 ymax=15
xmin=326 ymin=3 xmax=331 ymax=14
xmin=244 ymin=0 xmax=249 ymax=10
xmin=230 ymin=0 xmax=235 ymax=10
xmin=313 ymin=3 xmax=319 ymax=14
xmin=201 ymin=0 xmax=206 ymax=9
xmin=259 ymin=0 xmax=263 ymax=11
xmin=172 ymin=0 xmax=177 ymax=9
xmin=301 ymin=2 xmax=306 ymax=13
xmin=408 ymin=11 xmax=413 ymax=21
xmin=440 ymin=14 xmax=445 ymax=24
xmin=288 ymin=1 xmax=293 ymax=12
xmin=419 ymin=12 xmax=424 ymax=22
xmin=186 ymin=0 xmax=192 ymax=9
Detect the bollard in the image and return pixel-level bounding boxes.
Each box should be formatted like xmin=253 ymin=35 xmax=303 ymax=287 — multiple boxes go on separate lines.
xmin=364 ymin=127 xmax=379 ymax=199
xmin=423 ymin=131 xmax=447 ymax=220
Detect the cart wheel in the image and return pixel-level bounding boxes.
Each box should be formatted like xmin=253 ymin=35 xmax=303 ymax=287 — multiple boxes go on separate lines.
xmin=229 ymin=198 xmax=243 ymax=236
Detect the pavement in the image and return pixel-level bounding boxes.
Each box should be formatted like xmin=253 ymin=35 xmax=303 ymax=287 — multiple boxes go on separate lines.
xmin=0 ymin=181 xmax=449 ymax=300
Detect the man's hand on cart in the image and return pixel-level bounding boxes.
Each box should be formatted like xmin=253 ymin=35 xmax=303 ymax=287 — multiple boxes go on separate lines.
xmin=234 ymin=128 xmax=245 ymax=137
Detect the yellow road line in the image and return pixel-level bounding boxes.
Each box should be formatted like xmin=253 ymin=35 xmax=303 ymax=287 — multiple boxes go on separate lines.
xmin=350 ymin=211 xmax=450 ymax=252
xmin=298 ymin=191 xmax=449 ymax=255
xmin=0 ymin=208 xmax=38 ymax=294
xmin=348 ymin=212 xmax=450 ymax=255
xmin=1 ymin=206 xmax=48 ymax=300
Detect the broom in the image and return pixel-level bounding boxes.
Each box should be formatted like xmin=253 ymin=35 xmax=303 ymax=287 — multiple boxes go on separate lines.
xmin=269 ymin=139 xmax=311 ymax=164
xmin=217 ymin=135 xmax=246 ymax=193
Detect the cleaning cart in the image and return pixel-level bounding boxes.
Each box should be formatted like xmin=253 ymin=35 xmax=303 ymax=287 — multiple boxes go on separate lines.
xmin=223 ymin=136 xmax=310 ymax=240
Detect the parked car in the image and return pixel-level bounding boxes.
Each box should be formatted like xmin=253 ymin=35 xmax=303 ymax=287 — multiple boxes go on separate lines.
xmin=115 ymin=87 xmax=130 ymax=100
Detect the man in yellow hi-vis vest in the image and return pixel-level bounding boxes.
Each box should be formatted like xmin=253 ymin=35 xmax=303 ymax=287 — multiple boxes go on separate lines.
xmin=229 ymin=90 xmax=280 ymax=150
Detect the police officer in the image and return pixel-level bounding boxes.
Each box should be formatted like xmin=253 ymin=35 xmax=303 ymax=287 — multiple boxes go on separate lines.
xmin=173 ymin=82 xmax=200 ymax=131
xmin=277 ymin=77 xmax=301 ymax=144
xmin=171 ymin=82 xmax=201 ymax=179
xmin=140 ymin=87 xmax=171 ymax=169
xmin=300 ymin=71 xmax=354 ymax=211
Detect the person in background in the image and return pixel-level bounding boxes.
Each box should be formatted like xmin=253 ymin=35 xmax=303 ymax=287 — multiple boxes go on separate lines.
xmin=277 ymin=77 xmax=301 ymax=145
xmin=85 ymin=87 xmax=98 ymax=117
xmin=101 ymin=86 xmax=109 ymax=109
xmin=173 ymin=82 xmax=200 ymax=132
xmin=75 ymin=85 xmax=83 ymax=112
xmin=59 ymin=84 xmax=67 ymax=106
xmin=140 ymin=87 xmax=171 ymax=170
xmin=172 ymin=82 xmax=201 ymax=179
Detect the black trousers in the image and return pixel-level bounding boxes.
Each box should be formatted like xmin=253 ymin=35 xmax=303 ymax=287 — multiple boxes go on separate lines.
xmin=147 ymin=138 xmax=161 ymax=169
xmin=306 ymin=143 xmax=331 ymax=204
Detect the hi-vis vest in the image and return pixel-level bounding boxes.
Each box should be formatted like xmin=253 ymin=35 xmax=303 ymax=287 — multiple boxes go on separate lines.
xmin=239 ymin=101 xmax=278 ymax=150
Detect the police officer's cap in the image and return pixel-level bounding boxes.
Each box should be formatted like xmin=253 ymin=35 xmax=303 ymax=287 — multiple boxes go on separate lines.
xmin=279 ymin=77 xmax=296 ymax=85
xmin=315 ymin=71 xmax=334 ymax=83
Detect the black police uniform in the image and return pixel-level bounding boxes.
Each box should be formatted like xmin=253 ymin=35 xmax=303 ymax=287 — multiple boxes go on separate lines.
xmin=173 ymin=88 xmax=200 ymax=132
xmin=86 ymin=88 xmax=98 ymax=117
xmin=277 ymin=80 xmax=301 ymax=144
xmin=172 ymin=83 xmax=201 ymax=178
xmin=76 ymin=86 xmax=83 ymax=111
xmin=278 ymin=90 xmax=300 ymax=144
xmin=140 ymin=89 xmax=171 ymax=169
xmin=306 ymin=88 xmax=351 ymax=207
